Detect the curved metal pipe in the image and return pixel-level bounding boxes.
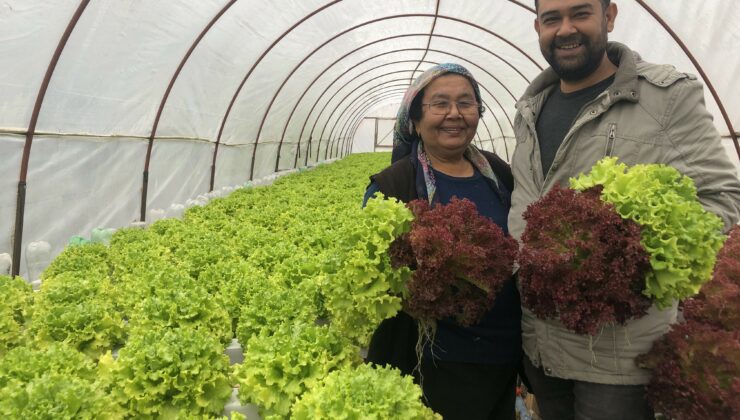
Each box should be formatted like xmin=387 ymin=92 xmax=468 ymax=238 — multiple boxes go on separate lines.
xmin=319 ymin=76 xmax=418 ymax=160
xmin=409 ymin=0 xmax=440 ymax=84
xmin=12 ymin=0 xmax=91 ymax=277
xmin=319 ymin=53 xmax=511 ymax=160
xmin=326 ymin=90 xmax=407 ymax=160
xmin=633 ymin=0 xmax=738 ymax=159
xmin=251 ymin=13 xmax=543 ymax=178
xmin=291 ymin=32 xmax=531 ymax=168
xmin=326 ymin=55 xmax=514 ymax=161
xmin=141 ymin=0 xmax=236 ymax=221
xmin=276 ymin=59 xmax=434 ymax=170
xmin=211 ymin=1 xmax=343 ymax=184
xmin=507 ymin=0 xmax=536 ymax=13
xmin=350 ymin=92 xmax=404 ymax=157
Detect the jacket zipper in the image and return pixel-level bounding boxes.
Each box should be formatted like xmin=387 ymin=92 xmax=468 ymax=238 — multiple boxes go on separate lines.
xmin=604 ymin=123 xmax=617 ymax=157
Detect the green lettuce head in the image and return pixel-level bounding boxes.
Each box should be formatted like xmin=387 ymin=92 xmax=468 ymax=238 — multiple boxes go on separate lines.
xmin=571 ymin=157 xmax=726 ymax=308
xmin=291 ymin=364 xmax=440 ymax=419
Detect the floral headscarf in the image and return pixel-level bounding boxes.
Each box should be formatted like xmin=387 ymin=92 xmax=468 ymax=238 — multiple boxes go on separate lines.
xmin=391 ymin=63 xmax=502 ymax=204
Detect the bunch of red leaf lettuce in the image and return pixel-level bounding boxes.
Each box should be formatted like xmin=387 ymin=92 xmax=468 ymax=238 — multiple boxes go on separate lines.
xmin=389 ymin=198 xmax=518 ymax=326
xmin=682 ymin=224 xmax=740 ymax=331
xmin=518 ymin=185 xmax=652 ymax=335
xmin=636 ymin=225 xmax=739 ymax=419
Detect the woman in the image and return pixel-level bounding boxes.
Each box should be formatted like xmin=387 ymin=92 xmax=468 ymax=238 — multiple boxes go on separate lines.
xmin=363 ymin=63 xmax=521 ymax=420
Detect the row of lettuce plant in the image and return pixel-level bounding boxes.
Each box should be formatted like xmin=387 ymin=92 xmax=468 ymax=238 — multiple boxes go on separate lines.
xmin=0 ymin=153 xmax=437 ymax=419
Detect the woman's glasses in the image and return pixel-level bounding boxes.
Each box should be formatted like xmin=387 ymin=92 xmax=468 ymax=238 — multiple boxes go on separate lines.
xmin=422 ymin=100 xmax=479 ymax=115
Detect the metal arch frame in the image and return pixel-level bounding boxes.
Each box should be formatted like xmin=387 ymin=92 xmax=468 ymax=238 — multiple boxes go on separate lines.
xmin=312 ymin=47 xmax=512 ymax=162
xmin=248 ymin=13 xmax=544 ymax=179
xmin=291 ymin=34 xmax=533 ymax=168
xmin=332 ymin=91 xmax=409 ymax=158
xmin=508 ymin=0 xmax=536 ymax=14
xmin=313 ymin=89 xmax=407 ymax=159
xmin=276 ymin=58 xmax=433 ymax=170
xmin=279 ymin=43 xmax=427 ymax=169
xmin=289 ymin=33 xmax=533 ymax=169
xmin=347 ymin=101 xmax=405 ymax=154
xmin=344 ymin=103 xmax=395 ymax=156
xmin=291 ymin=32 xmax=533 ymax=169
xmin=326 ymin=48 xmax=523 ymax=162
xmin=315 ymin=79 xmax=416 ymax=160
xmin=344 ymin=94 xmax=407 ymax=155
xmin=409 ymin=0 xmax=440 ymax=84
xmin=633 ymin=0 xmax=738 ymax=158
xmin=211 ymin=0 xmax=343 ymax=185
xmin=11 ymin=0 xmax=91 ymax=277
xmin=334 ymin=92 xmax=409 ymax=158
xmin=140 ymin=0 xmax=237 ymax=221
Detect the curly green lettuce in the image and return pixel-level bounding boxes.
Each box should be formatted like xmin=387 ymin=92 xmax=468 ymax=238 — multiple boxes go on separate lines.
xmin=571 ymin=157 xmax=726 ymax=308
xmin=100 ymin=327 xmax=231 ymax=418
xmin=0 ymin=343 xmax=121 ymax=419
xmin=28 ymin=272 xmax=125 ymax=360
xmin=127 ymin=266 xmax=232 ymax=346
xmin=235 ymin=276 xmax=318 ymax=349
xmin=0 ymin=275 xmax=33 ymax=356
xmin=323 ymin=195 xmax=414 ymax=346
xmin=42 ymin=242 xmax=110 ymax=279
xmin=291 ymin=363 xmax=440 ymax=419
xmin=233 ymin=323 xmax=360 ymax=419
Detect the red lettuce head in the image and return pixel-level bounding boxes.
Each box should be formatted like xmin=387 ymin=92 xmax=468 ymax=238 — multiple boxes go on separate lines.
xmin=636 ymin=320 xmax=740 ymax=419
xmin=518 ymin=185 xmax=651 ymax=335
xmin=683 ymin=224 xmax=740 ymax=331
xmin=389 ymin=198 xmax=518 ymax=326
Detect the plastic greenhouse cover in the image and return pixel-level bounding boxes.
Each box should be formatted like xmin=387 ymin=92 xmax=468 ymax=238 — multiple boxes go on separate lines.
xmin=0 ymin=0 xmax=738 ymax=278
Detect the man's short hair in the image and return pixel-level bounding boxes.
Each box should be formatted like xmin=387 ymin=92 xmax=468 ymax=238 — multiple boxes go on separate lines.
xmin=534 ymin=0 xmax=610 ymax=12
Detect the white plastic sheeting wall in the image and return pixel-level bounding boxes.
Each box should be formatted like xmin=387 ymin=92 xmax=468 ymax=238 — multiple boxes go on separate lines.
xmin=1 ymin=0 xmax=739 ymax=278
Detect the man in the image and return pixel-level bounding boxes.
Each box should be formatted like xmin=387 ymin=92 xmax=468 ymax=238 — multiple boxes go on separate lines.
xmin=509 ymin=0 xmax=740 ymax=419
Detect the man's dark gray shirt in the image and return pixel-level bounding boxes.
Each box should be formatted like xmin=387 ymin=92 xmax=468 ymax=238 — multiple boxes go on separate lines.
xmin=536 ymin=75 xmax=615 ymax=176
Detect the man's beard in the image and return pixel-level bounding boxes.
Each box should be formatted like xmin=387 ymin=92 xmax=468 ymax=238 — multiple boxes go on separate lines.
xmin=542 ymin=30 xmax=608 ymax=82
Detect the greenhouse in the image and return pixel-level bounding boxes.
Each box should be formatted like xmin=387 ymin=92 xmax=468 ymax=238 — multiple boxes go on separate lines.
xmin=1 ymin=0 xmax=738 ymax=419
